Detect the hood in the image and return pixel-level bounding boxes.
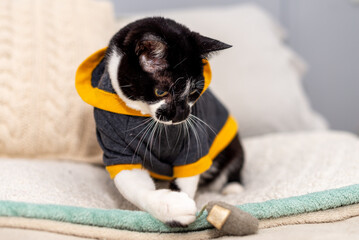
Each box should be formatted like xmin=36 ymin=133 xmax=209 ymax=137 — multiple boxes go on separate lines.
xmin=75 ymin=47 xmax=212 ymax=117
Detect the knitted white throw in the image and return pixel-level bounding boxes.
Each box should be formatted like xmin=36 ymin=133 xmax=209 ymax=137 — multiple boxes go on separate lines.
xmin=0 ymin=0 xmax=116 ymax=162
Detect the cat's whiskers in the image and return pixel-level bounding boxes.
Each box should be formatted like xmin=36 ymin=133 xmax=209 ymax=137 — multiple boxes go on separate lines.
xmin=173 ymin=57 xmax=188 ymax=69
xmin=190 ymin=115 xmax=211 ymax=150
xmin=173 ymin=122 xmax=183 ymax=149
xmin=130 ymin=120 xmax=155 ymax=163
xmin=196 ymin=79 xmax=205 ymax=84
xmin=125 ymin=117 xmax=153 ymax=132
xmin=195 ymin=80 xmax=205 ymax=90
xmin=169 ymin=77 xmax=185 ymax=92
xmin=132 ymin=119 xmax=156 ymax=164
xmin=164 ymin=123 xmax=171 ymax=148
xmin=143 ymin=119 xmax=160 ymax=168
xmin=183 ymin=119 xmax=191 ymax=164
xmin=189 ymin=114 xmax=217 ymax=136
xmin=189 ymin=115 xmax=208 ymax=138
xmin=125 ymin=112 xmax=216 ymax=170
xmin=187 ymin=117 xmax=202 ymax=158
xmin=120 ymin=84 xmax=133 ymax=88
xmin=157 ymin=121 xmax=163 ymax=159
xmin=148 ymin=120 xmax=161 ymax=168
xmin=124 ymin=118 xmax=154 ymax=153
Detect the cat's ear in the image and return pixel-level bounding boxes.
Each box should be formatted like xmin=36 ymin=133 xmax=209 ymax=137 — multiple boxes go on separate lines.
xmin=194 ymin=33 xmax=232 ymax=58
xmin=135 ymin=34 xmax=168 ymax=73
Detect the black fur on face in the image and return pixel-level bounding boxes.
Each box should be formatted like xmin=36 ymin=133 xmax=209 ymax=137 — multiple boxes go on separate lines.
xmin=106 ymin=17 xmax=231 ymax=124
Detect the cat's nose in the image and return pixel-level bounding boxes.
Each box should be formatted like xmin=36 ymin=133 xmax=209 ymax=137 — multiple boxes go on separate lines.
xmin=172 ymin=105 xmax=190 ymax=123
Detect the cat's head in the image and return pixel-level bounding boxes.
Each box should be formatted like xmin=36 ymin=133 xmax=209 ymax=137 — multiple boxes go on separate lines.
xmin=106 ymin=17 xmax=231 ymax=124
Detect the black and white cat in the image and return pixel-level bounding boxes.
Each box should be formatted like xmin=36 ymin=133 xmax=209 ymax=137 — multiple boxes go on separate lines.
xmin=86 ymin=17 xmax=244 ymax=227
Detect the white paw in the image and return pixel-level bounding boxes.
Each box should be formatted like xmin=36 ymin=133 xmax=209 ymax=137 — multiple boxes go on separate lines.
xmin=222 ymin=182 xmax=244 ymax=195
xmin=146 ymin=189 xmax=197 ymax=227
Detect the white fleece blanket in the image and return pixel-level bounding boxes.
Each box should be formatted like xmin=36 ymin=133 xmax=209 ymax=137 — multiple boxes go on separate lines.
xmin=0 ymin=131 xmax=358 ymax=210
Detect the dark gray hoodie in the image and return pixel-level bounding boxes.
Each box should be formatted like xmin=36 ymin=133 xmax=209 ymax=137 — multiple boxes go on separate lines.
xmin=76 ymin=48 xmax=238 ymax=180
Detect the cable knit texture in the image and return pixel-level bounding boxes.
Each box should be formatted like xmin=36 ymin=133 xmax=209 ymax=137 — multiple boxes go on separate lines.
xmin=0 ymin=0 xmax=116 ymax=162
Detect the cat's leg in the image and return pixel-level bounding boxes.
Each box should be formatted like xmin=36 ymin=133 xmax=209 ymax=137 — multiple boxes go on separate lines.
xmin=221 ymin=137 xmax=245 ymax=195
xmin=169 ymin=175 xmax=200 ymax=199
xmin=199 ymin=133 xmax=245 ymax=194
xmin=114 ymin=169 xmax=197 ymax=227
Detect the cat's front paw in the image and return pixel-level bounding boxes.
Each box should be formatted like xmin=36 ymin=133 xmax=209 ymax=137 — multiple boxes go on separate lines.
xmin=146 ymin=189 xmax=197 ymax=227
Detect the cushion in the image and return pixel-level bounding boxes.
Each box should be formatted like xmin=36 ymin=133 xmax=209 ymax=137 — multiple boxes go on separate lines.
xmin=117 ymin=4 xmax=329 ymax=137
xmin=0 ymin=0 xmax=116 ymax=163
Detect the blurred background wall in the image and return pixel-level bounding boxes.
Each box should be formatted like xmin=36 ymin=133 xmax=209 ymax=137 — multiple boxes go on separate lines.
xmin=109 ymin=0 xmax=359 ymax=134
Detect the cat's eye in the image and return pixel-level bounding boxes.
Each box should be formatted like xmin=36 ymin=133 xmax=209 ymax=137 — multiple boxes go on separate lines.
xmin=154 ymin=89 xmax=168 ymax=97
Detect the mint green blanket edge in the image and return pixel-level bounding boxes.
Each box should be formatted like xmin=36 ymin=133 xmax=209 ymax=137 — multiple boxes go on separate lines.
xmin=0 ymin=184 xmax=358 ymax=233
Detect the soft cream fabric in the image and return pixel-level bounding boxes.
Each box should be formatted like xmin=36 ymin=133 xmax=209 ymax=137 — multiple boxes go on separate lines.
xmin=1 ymin=205 xmax=359 ymax=240
xmin=259 ymin=204 xmax=359 ymax=229
xmin=0 ymin=217 xmax=218 ymax=240
xmin=0 ymin=0 xmax=116 ymax=162
xmin=197 ymin=131 xmax=359 ymax=207
xmin=0 ymin=131 xmax=358 ymax=238
xmin=1 ymin=131 xmax=358 ymax=210
xmin=118 ymin=4 xmax=328 ymax=137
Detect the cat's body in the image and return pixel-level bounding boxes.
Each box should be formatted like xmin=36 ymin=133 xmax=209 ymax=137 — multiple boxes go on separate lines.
xmin=76 ymin=17 xmax=244 ymax=227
